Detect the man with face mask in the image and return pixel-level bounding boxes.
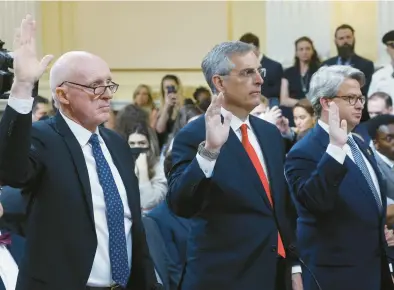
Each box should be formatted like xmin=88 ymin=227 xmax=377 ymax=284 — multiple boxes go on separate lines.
xmin=322 ymin=24 xmax=375 ymax=122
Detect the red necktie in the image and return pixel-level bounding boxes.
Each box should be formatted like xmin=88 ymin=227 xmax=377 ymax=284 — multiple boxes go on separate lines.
xmin=0 ymin=232 xmax=11 ymax=246
xmin=240 ymin=124 xmax=286 ymax=258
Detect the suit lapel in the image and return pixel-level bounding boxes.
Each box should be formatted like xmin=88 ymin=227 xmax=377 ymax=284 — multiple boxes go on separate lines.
xmin=99 ymin=128 xmax=135 ymax=219
xmin=7 ymin=233 xmax=25 ymax=266
xmin=224 ymin=123 xmax=273 ymax=210
xmin=53 ymin=113 xmax=95 ymax=229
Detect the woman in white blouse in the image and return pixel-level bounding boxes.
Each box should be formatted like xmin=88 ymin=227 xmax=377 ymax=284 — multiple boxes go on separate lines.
xmin=128 ymin=123 xmax=168 ymax=213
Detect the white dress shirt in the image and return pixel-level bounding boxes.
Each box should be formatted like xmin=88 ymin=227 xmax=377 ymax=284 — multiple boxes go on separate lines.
xmin=0 ymin=230 xmax=19 ymax=290
xmin=7 ymin=96 xmax=133 ymax=287
xmin=368 ymin=64 xmax=394 ymax=103
xmin=375 ymin=151 xmax=394 ymax=205
xmin=196 ymin=108 xmax=302 ymax=274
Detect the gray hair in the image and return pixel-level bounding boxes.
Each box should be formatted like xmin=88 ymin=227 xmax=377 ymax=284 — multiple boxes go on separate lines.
xmin=201 ymin=41 xmax=255 ymax=94
xmin=307 ymin=65 xmax=365 ymax=117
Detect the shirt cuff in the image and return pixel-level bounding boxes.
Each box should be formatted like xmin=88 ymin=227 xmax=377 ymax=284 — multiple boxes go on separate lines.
xmin=292 ymin=265 xmax=302 ymax=274
xmin=388 ymin=198 xmax=394 ymax=206
xmin=390 ymin=263 xmax=393 ymax=273
xmin=326 ymin=144 xmax=347 ymax=165
xmin=196 ymin=153 xmax=216 ymax=178
xmin=8 ymin=96 xmax=34 ymax=114
xmin=155 ymin=268 xmax=162 ymax=284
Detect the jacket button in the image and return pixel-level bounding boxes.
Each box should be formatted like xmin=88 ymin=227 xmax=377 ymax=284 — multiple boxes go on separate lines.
xmin=271 ymin=245 xmax=277 ymax=252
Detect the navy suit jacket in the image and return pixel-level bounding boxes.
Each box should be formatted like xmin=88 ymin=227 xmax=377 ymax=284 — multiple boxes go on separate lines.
xmin=147 ymin=201 xmax=190 ymax=286
xmin=322 ymin=54 xmax=374 ymax=122
xmin=285 ymin=124 xmax=393 ymax=290
xmin=0 ymin=106 xmax=160 ymax=290
xmin=261 ymin=55 xmax=283 ymax=100
xmin=0 ymin=231 xmax=25 ymax=290
xmin=167 ymin=115 xmax=297 ymax=290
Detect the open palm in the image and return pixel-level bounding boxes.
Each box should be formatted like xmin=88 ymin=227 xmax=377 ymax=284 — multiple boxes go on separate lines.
xmin=328 ymin=102 xmax=348 ymax=147
xmin=205 ymin=92 xmax=232 ymax=151
xmin=12 ymin=15 xmax=53 ymax=86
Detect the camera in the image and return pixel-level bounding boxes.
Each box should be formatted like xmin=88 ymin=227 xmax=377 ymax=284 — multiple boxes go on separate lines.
xmin=0 ymin=39 xmax=39 ymax=99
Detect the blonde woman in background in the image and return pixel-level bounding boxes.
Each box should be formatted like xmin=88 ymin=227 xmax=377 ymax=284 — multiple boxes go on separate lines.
xmin=133 ymin=84 xmax=159 ymax=129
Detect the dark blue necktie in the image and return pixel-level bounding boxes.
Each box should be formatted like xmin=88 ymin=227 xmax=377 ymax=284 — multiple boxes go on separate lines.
xmin=347 ymin=138 xmax=383 ymax=211
xmin=89 ymin=134 xmax=130 ymax=287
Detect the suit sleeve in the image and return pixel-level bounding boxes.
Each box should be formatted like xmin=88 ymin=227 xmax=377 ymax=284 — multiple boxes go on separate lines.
xmin=284 ymin=147 xmax=348 ymax=214
xmin=166 ymin=126 xmax=210 ymax=218
xmin=0 ymin=103 xmax=43 ymax=188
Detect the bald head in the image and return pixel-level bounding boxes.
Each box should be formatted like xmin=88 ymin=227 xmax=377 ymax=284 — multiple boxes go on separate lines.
xmin=50 ymin=51 xmax=108 ymax=108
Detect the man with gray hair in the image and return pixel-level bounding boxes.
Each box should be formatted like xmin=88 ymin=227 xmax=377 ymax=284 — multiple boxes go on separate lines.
xmin=285 ymin=65 xmax=394 ymax=290
xmin=167 ymin=41 xmax=301 ymax=290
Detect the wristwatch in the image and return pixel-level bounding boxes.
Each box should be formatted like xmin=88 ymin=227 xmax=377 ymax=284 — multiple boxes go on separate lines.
xmin=198 ymin=141 xmax=220 ymax=161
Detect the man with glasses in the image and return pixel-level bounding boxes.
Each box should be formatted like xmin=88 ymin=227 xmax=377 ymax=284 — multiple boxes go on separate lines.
xmin=167 ymin=41 xmax=301 ymax=290
xmin=0 ymin=15 xmax=161 ymax=290
xmin=369 ymin=30 xmax=394 ymax=105
xmin=285 ymin=65 xmax=394 ymax=290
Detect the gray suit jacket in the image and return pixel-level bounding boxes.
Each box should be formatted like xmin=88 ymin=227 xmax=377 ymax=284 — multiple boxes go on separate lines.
xmin=375 ymin=153 xmax=394 ymax=201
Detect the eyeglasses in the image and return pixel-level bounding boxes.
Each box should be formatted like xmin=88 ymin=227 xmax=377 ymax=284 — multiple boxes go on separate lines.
xmin=224 ymin=67 xmax=266 ymax=79
xmin=332 ymin=95 xmax=366 ymax=106
xmin=59 ymin=81 xmax=119 ymax=97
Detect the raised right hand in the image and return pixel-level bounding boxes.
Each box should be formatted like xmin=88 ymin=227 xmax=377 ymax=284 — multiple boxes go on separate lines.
xmin=328 ymin=102 xmax=348 ymax=148
xmin=12 ymin=15 xmax=53 ymax=89
xmin=205 ymin=92 xmax=232 ymax=151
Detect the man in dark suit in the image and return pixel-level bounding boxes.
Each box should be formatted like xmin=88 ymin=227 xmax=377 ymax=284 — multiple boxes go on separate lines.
xmin=167 ymin=41 xmax=300 ymax=290
xmin=322 ymin=24 xmax=375 ymax=122
xmin=239 ymin=33 xmax=283 ymax=100
xmin=0 ymin=15 xmax=160 ymax=290
xmin=285 ymin=65 xmax=394 ymax=290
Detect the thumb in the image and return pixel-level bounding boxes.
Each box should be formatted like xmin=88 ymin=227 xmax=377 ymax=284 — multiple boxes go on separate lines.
xmin=340 ymin=119 xmax=347 ymax=131
xmin=223 ymin=112 xmax=232 ymax=127
xmin=39 ymin=54 xmax=54 ymax=74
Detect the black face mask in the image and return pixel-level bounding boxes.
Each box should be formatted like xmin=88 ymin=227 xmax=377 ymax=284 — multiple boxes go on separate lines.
xmin=337 ymin=43 xmax=354 ymax=60
xmin=198 ymin=98 xmax=211 ymax=112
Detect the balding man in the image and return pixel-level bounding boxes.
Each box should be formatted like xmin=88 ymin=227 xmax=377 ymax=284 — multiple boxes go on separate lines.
xmin=0 ymin=15 xmax=161 ymax=290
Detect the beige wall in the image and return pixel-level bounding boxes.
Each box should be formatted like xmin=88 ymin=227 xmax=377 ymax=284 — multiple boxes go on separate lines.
xmin=37 ymin=1 xmax=267 ymax=102
xmin=37 ymin=1 xmax=379 ymax=103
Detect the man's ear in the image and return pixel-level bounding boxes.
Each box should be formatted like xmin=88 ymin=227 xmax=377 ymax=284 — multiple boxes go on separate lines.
xmin=320 ymin=97 xmax=330 ymax=112
xmin=212 ymin=75 xmax=225 ymax=94
xmin=56 ymin=87 xmax=69 ymax=105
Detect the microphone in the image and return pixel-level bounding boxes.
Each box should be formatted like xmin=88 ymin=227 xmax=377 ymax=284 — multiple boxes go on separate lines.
xmin=287 ymin=245 xmax=323 ymax=290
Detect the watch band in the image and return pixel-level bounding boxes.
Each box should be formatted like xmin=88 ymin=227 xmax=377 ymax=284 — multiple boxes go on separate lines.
xmin=198 ymin=141 xmax=220 ymax=161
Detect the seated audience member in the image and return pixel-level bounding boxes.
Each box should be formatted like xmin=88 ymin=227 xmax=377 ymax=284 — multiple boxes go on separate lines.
xmin=162 ymin=104 xmax=203 ymax=156
xmin=133 ymin=84 xmax=159 ymax=128
xmin=115 ymin=103 xmax=160 ymax=157
xmin=281 ymin=36 xmax=321 ymax=126
xmin=366 ymin=115 xmax=394 ymax=225
xmin=193 ymin=86 xmax=212 ymax=112
xmin=128 ymin=123 xmax=167 ymax=213
xmin=0 ymin=201 xmax=26 ymax=290
xmin=147 ymin=152 xmax=191 ymax=288
xmin=156 ymin=75 xmax=183 ymax=148
xmin=32 ymin=95 xmax=49 ymax=122
xmin=368 ymin=91 xmax=393 ymax=118
xmin=142 ymin=215 xmax=179 ymax=290
xmin=292 ymin=98 xmax=315 ymax=141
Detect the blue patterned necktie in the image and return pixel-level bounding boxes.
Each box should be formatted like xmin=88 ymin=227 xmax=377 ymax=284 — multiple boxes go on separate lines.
xmin=89 ymin=133 xmax=130 ymax=287
xmin=347 ymin=138 xmax=383 ymax=211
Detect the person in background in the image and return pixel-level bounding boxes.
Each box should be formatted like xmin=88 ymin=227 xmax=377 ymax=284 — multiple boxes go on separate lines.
xmin=239 ymin=33 xmax=283 ymax=101
xmin=156 ymin=75 xmax=183 ymax=148
xmin=32 ymin=95 xmax=49 ymax=122
xmin=128 ymin=123 xmax=167 ymax=213
xmin=192 ymin=86 xmax=211 ymax=112
xmin=322 ymin=24 xmax=374 ymax=122
xmin=133 ymin=84 xmax=159 ymax=128
xmin=368 ymin=91 xmax=393 ymax=118
xmin=115 ymin=103 xmax=160 ymax=158
xmin=368 ymin=30 xmax=394 ymax=102
xmin=285 ymin=65 xmax=393 ymax=290
xmin=292 ymin=98 xmax=315 ymax=141
xmin=281 ymin=37 xmax=321 ymax=126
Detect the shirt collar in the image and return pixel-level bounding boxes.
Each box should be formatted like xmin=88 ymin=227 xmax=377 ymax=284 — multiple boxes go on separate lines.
xmin=376 ymin=150 xmax=394 ymax=168
xmin=59 ymin=110 xmax=102 ymax=147
xmin=221 ymin=107 xmax=251 ymax=132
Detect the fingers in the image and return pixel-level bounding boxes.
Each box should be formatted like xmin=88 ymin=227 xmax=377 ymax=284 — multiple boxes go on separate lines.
xmin=13 ymin=28 xmax=21 ymax=51
xmin=206 ymin=92 xmax=223 ymax=116
xmin=20 ymin=15 xmax=33 ymax=45
xmin=340 ymin=119 xmax=347 ymax=131
xmin=39 ymin=55 xmax=55 ymax=75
